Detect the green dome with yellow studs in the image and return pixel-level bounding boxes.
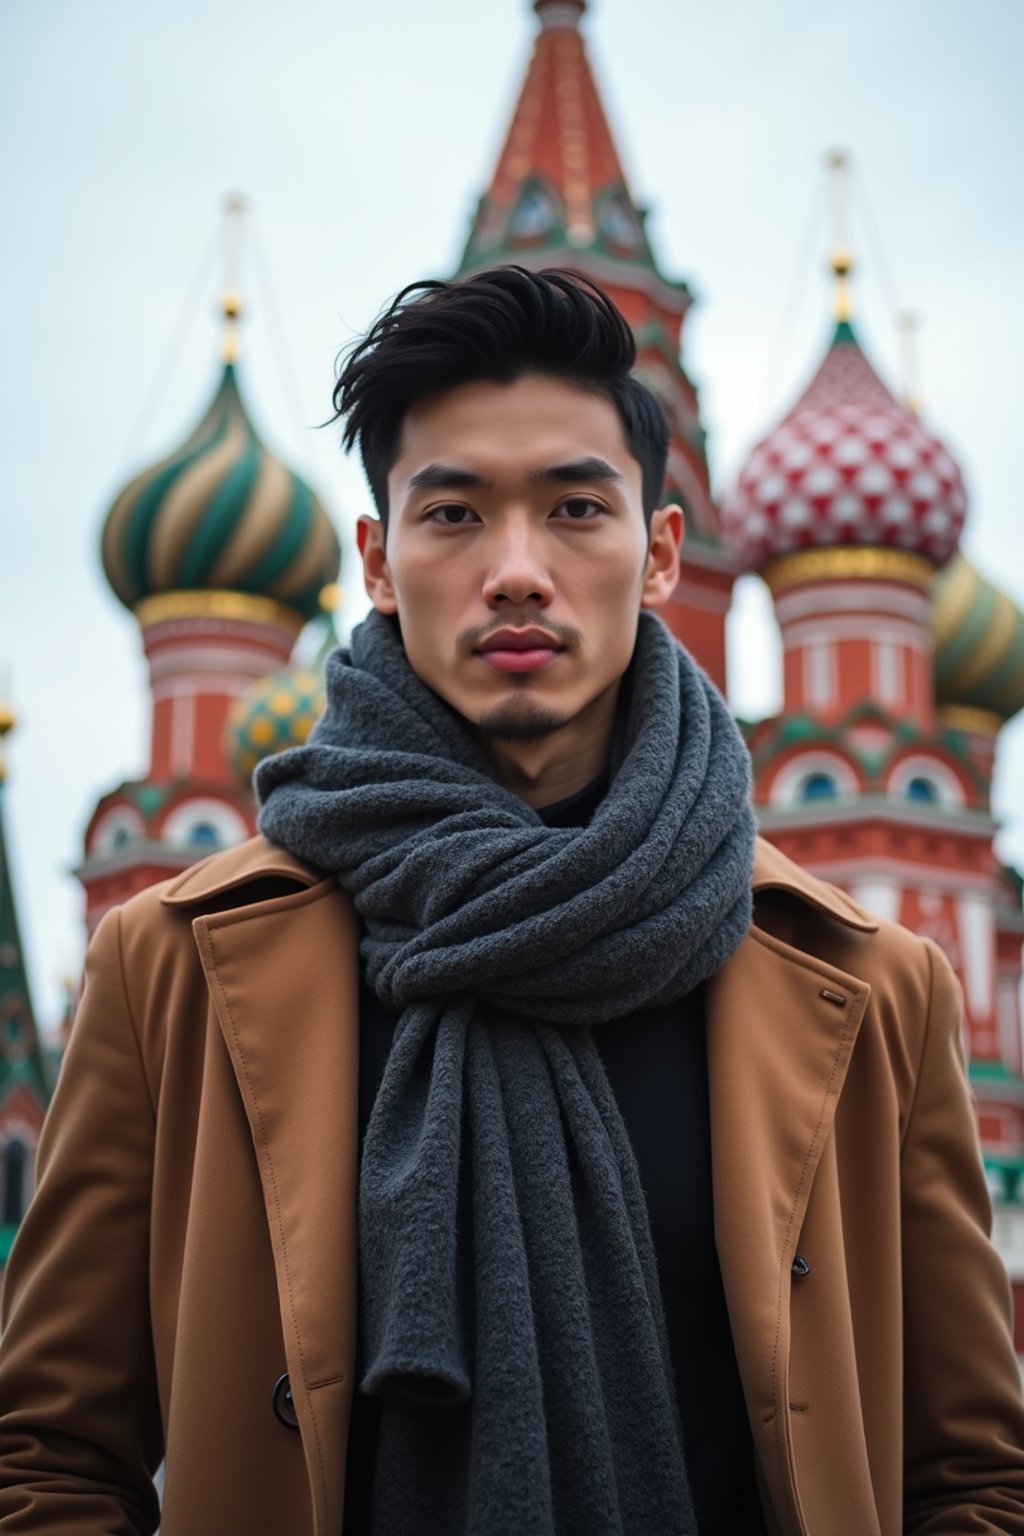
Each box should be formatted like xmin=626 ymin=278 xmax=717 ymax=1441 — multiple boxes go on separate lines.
xmin=101 ymin=363 xmax=340 ymax=623
xmin=224 ymin=662 xmax=326 ymax=781
xmin=224 ymin=603 xmax=339 ymax=780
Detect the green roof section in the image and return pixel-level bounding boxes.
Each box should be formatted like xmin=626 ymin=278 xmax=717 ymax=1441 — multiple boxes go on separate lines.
xmin=984 ymin=1155 xmax=1024 ymax=1205
xmin=969 ymin=1060 xmax=1024 ymax=1091
xmin=830 ymin=318 xmax=858 ymax=346
xmin=0 ymin=778 xmax=52 ymax=1107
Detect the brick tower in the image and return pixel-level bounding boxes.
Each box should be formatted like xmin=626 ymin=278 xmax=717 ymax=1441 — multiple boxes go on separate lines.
xmin=723 ymin=154 xmax=1024 ymax=1342
xmin=77 ymin=233 xmax=340 ymax=935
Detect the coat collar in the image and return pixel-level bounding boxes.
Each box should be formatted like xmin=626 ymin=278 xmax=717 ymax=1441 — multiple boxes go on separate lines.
xmin=161 ymin=835 xmax=320 ymax=906
xmin=162 ymin=832 xmax=880 ymax=933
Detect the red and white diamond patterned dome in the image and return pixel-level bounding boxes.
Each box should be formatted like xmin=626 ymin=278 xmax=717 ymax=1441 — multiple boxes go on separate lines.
xmin=722 ymin=321 xmax=968 ymax=572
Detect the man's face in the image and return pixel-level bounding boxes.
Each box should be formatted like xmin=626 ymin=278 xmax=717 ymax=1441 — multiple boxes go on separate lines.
xmin=357 ymin=373 xmax=682 ymax=743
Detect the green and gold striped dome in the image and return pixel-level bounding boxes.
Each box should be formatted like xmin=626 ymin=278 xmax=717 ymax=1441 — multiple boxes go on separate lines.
xmin=932 ymin=554 xmax=1024 ymax=723
xmin=102 ymin=364 xmax=340 ymax=622
xmin=224 ymin=662 xmax=326 ymax=781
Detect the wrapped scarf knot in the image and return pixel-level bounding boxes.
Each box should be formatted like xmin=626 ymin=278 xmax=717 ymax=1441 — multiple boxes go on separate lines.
xmin=257 ymin=608 xmax=756 ymax=1535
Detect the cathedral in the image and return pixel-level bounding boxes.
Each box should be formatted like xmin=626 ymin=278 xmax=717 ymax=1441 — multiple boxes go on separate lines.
xmin=1 ymin=0 xmax=1022 ymax=1347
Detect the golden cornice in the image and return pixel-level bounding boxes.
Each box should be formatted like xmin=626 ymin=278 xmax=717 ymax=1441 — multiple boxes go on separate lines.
xmin=762 ymin=547 xmax=934 ymax=595
xmin=938 ymin=703 xmax=1003 ymax=739
xmin=134 ymin=590 xmax=305 ymax=636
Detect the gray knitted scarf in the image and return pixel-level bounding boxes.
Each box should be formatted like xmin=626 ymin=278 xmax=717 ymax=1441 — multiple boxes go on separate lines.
xmin=256 ymin=607 xmax=756 ymax=1536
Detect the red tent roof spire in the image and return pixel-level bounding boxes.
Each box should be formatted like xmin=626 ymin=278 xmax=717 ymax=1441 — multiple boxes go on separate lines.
xmin=461 ymin=0 xmax=648 ymax=264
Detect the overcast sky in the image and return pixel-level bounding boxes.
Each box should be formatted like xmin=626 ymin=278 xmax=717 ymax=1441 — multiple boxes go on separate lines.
xmin=2 ymin=0 xmax=1023 ymax=1027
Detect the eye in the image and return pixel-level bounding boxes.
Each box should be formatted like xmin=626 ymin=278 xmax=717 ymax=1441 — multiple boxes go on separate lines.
xmin=552 ymin=497 xmax=604 ymax=521
xmin=427 ymin=504 xmax=480 ymax=526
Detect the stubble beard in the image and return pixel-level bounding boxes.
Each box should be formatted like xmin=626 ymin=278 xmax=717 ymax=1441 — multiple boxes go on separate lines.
xmin=474 ymin=687 xmax=572 ymax=743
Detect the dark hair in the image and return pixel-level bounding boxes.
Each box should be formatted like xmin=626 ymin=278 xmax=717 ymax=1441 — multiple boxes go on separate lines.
xmin=331 ymin=265 xmax=669 ymax=526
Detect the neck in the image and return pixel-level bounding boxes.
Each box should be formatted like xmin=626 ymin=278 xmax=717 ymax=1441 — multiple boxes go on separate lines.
xmin=474 ymin=680 xmax=619 ymax=809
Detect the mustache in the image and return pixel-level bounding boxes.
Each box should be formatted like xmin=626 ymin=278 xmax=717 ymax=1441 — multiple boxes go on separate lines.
xmin=457 ymin=612 xmax=583 ymax=653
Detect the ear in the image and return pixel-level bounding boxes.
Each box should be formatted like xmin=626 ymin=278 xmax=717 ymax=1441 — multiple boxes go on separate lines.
xmin=640 ymin=503 xmax=684 ymax=608
xmin=357 ymin=514 xmax=398 ymax=615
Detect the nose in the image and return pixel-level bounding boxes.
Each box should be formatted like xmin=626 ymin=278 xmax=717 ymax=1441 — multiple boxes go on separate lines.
xmin=481 ymin=521 xmax=555 ymax=610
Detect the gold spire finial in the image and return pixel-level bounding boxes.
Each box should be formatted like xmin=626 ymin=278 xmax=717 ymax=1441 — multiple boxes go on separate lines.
xmin=0 ymin=693 xmax=16 ymax=786
xmin=220 ymin=193 xmax=247 ymax=364
xmin=826 ymin=148 xmax=854 ymax=323
xmin=899 ymin=311 xmax=923 ymax=415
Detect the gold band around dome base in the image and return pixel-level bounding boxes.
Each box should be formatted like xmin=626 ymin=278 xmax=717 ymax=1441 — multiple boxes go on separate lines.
xmin=938 ymin=703 xmax=1003 ymax=738
xmin=135 ymin=590 xmax=306 ymax=636
xmin=762 ymin=547 xmax=935 ymax=595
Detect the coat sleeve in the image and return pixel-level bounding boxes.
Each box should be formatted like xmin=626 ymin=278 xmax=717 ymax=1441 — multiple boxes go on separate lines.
xmin=0 ymin=905 xmax=163 ymax=1534
xmin=902 ymin=936 xmax=1024 ymax=1534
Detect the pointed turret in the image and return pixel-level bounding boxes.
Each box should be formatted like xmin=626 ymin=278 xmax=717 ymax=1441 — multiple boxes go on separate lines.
xmin=461 ymin=0 xmax=655 ymax=272
xmin=0 ymin=707 xmax=52 ymax=1265
xmin=456 ymin=0 xmax=735 ymax=692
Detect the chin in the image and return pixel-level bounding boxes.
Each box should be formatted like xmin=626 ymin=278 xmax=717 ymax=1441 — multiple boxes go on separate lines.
xmin=473 ymin=696 xmax=572 ymax=743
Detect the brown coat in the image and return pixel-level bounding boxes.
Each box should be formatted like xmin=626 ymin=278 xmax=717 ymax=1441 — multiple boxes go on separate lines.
xmin=0 ymin=833 xmax=1022 ymax=1535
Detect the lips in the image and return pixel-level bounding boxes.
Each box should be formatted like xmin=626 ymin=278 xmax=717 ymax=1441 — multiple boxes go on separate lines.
xmin=476 ymin=627 xmax=565 ymax=673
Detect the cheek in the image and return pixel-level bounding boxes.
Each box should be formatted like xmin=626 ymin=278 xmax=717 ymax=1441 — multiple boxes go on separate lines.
xmin=386 ymin=559 xmax=459 ymax=678
xmin=581 ymin=539 xmax=647 ymax=609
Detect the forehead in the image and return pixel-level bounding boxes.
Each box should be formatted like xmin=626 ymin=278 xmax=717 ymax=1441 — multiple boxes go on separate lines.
xmin=388 ymin=374 xmax=640 ymax=494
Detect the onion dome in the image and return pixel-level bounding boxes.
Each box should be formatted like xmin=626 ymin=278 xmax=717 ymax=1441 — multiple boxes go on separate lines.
xmin=224 ymin=662 xmax=326 ymax=781
xmin=723 ymin=318 xmax=968 ymax=572
xmin=932 ymin=555 xmax=1024 ymax=725
xmin=224 ymin=603 xmax=338 ymax=780
xmin=101 ymin=363 xmax=340 ymax=623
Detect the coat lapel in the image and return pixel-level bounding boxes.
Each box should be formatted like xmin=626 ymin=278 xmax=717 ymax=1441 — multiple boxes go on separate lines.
xmin=706 ymin=848 xmax=877 ymax=1534
xmin=164 ymin=846 xmax=359 ymax=1536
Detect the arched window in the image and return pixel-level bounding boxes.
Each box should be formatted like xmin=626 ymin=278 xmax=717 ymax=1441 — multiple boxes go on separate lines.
xmin=91 ymin=805 xmax=145 ymax=856
xmin=3 ymin=1140 xmax=26 ymax=1225
xmin=162 ymin=799 xmax=248 ymax=850
xmin=188 ymin=822 xmax=220 ymax=848
xmin=509 ymin=184 xmax=559 ymax=240
xmin=599 ymin=191 xmax=642 ymax=251
xmin=799 ymin=773 xmax=838 ymax=802
xmin=887 ymin=756 xmax=965 ymax=809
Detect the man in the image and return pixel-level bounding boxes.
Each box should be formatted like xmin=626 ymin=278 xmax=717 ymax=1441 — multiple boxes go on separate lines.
xmin=0 ymin=266 xmax=1022 ymax=1535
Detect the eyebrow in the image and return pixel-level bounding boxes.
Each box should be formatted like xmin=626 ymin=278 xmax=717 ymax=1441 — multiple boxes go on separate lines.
xmin=407 ymin=464 xmax=488 ymax=491
xmin=406 ymin=456 xmax=624 ymax=492
xmin=532 ymin=457 xmax=624 ymax=487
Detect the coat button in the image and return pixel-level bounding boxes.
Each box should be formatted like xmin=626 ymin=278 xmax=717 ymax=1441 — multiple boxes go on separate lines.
xmin=272 ymin=1372 xmax=300 ymax=1430
xmin=792 ymin=1254 xmax=810 ymax=1278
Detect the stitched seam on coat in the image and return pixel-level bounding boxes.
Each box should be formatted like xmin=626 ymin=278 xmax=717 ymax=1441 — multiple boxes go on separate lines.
xmin=769 ymin=993 xmax=854 ymax=1524
xmin=899 ymin=938 xmax=936 ymax=1159
xmin=199 ymin=926 xmax=330 ymax=1520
